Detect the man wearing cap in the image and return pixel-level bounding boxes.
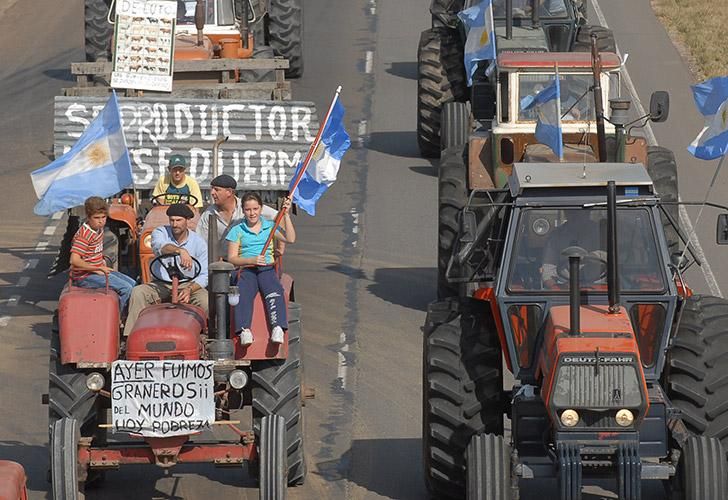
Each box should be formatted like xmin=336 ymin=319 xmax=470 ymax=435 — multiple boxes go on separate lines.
xmin=197 ymin=174 xmax=280 ymax=259
xmin=151 ymin=154 xmax=204 ymax=208
xmin=123 ymin=204 xmax=209 ymax=336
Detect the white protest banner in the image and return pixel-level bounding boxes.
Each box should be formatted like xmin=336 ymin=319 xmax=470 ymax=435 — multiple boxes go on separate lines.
xmin=111 ymin=0 xmax=177 ymax=92
xmin=111 ymin=360 xmax=215 ymax=437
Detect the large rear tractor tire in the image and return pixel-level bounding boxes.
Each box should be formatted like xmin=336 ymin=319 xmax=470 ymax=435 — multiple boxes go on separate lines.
xmin=268 ymin=0 xmax=303 ymax=78
xmin=423 ymin=298 xmax=504 ymax=498
xmin=438 ymin=145 xmax=468 ymax=299
xmin=646 ymin=146 xmax=681 ymax=255
xmin=417 ymin=28 xmax=468 ymax=159
xmin=665 ymin=295 xmax=728 ymax=449
xmin=259 ymin=415 xmax=287 ymax=500
xmin=51 ymin=418 xmax=84 ymax=500
xmin=252 ymin=303 xmax=305 ymax=486
xmin=441 ymin=102 xmax=470 ymax=152
xmin=466 ymin=433 xmax=512 ymax=500
xmin=85 ymin=0 xmax=113 ymax=63
xmin=673 ymin=436 xmax=727 ymax=500
xmin=430 ymin=0 xmax=465 ymax=29
xmin=573 ymin=25 xmax=616 ymax=53
xmin=240 ymin=44 xmax=277 ymax=83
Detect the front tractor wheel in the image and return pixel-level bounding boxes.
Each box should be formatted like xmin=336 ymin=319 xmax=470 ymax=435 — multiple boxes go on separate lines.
xmin=423 ymin=298 xmax=504 ymax=498
xmin=51 ymin=418 xmax=84 ymax=500
xmin=672 ymin=436 xmax=727 ymax=500
xmin=251 ymin=303 xmax=305 ymax=486
xmin=259 ymin=415 xmax=287 ymax=500
xmin=438 ymin=144 xmax=468 ymax=299
xmin=466 ymin=433 xmax=512 ymax=500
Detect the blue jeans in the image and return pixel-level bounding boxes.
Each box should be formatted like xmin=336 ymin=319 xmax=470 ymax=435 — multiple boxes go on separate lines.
xmin=234 ymin=266 xmax=287 ymax=331
xmin=75 ymin=272 xmax=136 ymax=311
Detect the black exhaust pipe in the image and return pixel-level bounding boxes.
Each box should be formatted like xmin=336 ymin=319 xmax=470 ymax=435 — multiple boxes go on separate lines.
xmin=531 ymin=0 xmax=540 ymax=27
xmin=569 ymin=255 xmax=581 ymax=335
xmin=506 ymin=0 xmax=513 ymax=39
xmin=607 ymin=181 xmax=620 ymax=312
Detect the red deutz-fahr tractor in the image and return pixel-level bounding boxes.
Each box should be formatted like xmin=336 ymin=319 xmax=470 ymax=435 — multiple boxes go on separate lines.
xmin=44 ymin=199 xmax=306 ymax=499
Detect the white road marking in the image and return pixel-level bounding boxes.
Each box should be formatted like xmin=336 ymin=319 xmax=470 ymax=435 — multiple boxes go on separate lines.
xmin=337 ymin=332 xmax=349 ymax=389
xmin=51 ymin=211 xmax=63 ymax=220
xmin=7 ymin=296 xmax=19 ymax=307
xmin=35 ymin=241 xmax=48 ymax=251
xmin=369 ymin=0 xmax=376 ymax=16
xmin=365 ymin=50 xmax=374 ymax=74
xmin=44 ymin=225 xmax=57 ymax=236
xmin=16 ymin=276 xmax=30 ymax=288
xmin=24 ymin=259 xmax=39 ymax=270
xmin=357 ymin=119 xmax=368 ymax=147
xmin=592 ymin=0 xmax=722 ymax=297
xmin=0 ymin=316 xmax=10 ymax=328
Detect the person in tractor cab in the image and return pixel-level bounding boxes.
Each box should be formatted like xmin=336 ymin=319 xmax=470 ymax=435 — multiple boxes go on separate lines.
xmin=70 ymin=196 xmax=136 ymax=311
xmin=123 ymin=204 xmax=209 ymax=336
xmin=196 ymin=174 xmax=281 ymax=259
xmin=151 ymin=154 xmax=204 ymax=208
xmin=226 ymin=193 xmax=296 ymax=346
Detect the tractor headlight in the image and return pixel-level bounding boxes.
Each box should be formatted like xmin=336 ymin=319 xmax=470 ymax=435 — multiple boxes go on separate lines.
xmin=615 ymin=409 xmax=635 ymax=427
xmin=143 ymin=233 xmax=152 ymax=250
xmin=86 ymin=372 xmax=105 ymax=392
xmin=228 ymin=369 xmax=248 ymax=389
xmin=560 ymin=409 xmax=580 ymax=427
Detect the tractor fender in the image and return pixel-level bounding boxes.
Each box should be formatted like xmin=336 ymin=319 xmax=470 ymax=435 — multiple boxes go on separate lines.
xmin=108 ymin=202 xmax=138 ymax=238
xmin=58 ymin=285 xmax=120 ymax=364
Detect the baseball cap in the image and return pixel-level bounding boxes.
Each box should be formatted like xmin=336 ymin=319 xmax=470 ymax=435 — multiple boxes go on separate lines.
xmin=168 ymin=154 xmax=187 ymax=169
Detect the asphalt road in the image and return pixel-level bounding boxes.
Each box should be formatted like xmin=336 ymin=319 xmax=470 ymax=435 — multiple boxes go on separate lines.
xmin=0 ymin=0 xmax=725 ymax=499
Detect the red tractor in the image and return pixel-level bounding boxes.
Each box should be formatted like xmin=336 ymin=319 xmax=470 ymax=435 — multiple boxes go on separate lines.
xmin=45 ymin=204 xmax=305 ymax=499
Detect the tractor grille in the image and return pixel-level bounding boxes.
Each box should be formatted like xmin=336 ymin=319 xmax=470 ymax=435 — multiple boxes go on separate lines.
xmin=552 ymin=357 xmax=643 ymax=409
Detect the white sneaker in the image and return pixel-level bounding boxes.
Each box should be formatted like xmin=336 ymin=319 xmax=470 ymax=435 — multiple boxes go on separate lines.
xmin=239 ymin=328 xmax=254 ymax=346
xmin=271 ymin=326 xmax=285 ymax=344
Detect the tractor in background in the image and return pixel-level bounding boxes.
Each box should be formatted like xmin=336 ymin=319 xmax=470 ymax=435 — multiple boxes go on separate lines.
xmin=418 ymin=0 xmax=615 ymax=157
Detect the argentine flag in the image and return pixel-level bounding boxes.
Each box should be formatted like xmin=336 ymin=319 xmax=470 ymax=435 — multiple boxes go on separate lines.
xmin=289 ymin=96 xmax=351 ymax=216
xmin=521 ymin=76 xmax=564 ymax=160
xmin=458 ymin=0 xmax=496 ymax=86
xmin=31 ymin=91 xmax=133 ymax=216
xmin=688 ymin=76 xmax=728 ymax=160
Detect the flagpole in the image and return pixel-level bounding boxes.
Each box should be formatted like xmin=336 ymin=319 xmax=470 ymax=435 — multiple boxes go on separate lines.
xmin=259 ymin=86 xmax=343 ymax=256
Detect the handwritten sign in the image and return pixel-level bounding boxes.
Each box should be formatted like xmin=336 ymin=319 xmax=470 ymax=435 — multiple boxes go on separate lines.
xmin=111 ymin=0 xmax=176 ymax=92
xmin=54 ymin=96 xmax=319 ymax=189
xmin=111 ymin=360 xmax=215 ymax=437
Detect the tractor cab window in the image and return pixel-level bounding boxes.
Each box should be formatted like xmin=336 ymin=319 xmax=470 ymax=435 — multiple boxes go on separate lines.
xmin=177 ymin=0 xmax=215 ymax=25
xmin=518 ymin=73 xmax=595 ymax=122
xmin=493 ymin=0 xmax=568 ymax=18
xmin=507 ymin=207 xmax=666 ymax=293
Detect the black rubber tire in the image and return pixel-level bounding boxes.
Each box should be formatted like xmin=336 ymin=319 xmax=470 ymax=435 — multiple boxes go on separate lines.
xmin=438 ymin=145 xmax=468 ymax=299
xmin=418 ymin=28 xmax=468 ymax=159
xmin=241 ymin=44 xmax=277 ymax=83
xmin=259 ymin=415 xmax=287 ymax=500
xmin=646 ymin=146 xmax=681 ymax=255
xmin=423 ymin=298 xmax=504 ymax=499
xmin=268 ymin=0 xmax=303 ymax=78
xmin=466 ymin=433 xmax=512 ymax=500
xmin=48 ymin=314 xmax=99 ymax=436
xmin=676 ymin=436 xmax=727 ymax=500
xmin=430 ymin=0 xmax=465 ymax=29
xmin=252 ymin=303 xmax=304 ymax=486
xmin=441 ymin=102 xmax=470 ymax=152
xmin=84 ymin=0 xmax=113 ymax=63
xmin=51 ymin=418 xmax=83 ymax=500
xmin=572 ymin=25 xmax=616 ymax=53
xmin=665 ymin=295 xmax=728 ymax=448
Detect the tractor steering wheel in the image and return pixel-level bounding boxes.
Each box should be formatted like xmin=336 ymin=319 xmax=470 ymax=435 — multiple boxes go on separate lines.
xmin=151 ymin=193 xmax=199 ymax=207
xmin=150 ymin=252 xmax=202 ymax=284
xmin=556 ymin=246 xmax=608 ymax=284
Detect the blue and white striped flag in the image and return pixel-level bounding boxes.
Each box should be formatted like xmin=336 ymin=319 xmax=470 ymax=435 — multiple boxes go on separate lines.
xmin=289 ymin=96 xmax=351 ymax=216
xmin=688 ymin=76 xmax=728 ymax=160
xmin=521 ymin=76 xmax=564 ymax=160
xmin=458 ymin=0 xmax=496 ymax=86
xmin=31 ymin=91 xmax=133 ymax=216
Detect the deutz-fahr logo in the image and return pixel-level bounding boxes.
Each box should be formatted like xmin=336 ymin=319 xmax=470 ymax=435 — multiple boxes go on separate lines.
xmin=562 ymin=355 xmax=634 ymax=364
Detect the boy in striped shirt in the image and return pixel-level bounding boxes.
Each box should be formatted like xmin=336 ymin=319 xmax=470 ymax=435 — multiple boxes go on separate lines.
xmin=70 ymin=197 xmax=136 ymax=310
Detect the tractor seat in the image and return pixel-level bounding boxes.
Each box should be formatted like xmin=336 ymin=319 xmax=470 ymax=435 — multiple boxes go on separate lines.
xmin=523 ymin=143 xmax=598 ymax=163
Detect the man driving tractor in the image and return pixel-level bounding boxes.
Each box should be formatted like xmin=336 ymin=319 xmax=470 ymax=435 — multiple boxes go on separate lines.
xmin=151 ymin=153 xmax=203 ymax=208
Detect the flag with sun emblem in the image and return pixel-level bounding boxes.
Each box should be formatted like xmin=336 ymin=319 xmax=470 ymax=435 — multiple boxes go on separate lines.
xmin=31 ymin=91 xmax=133 ymax=216
xmin=520 ymin=73 xmax=563 ymax=160
xmin=458 ymin=0 xmax=496 ymax=86
xmin=688 ymin=76 xmax=728 ymax=160
xmin=288 ymin=94 xmax=350 ymax=216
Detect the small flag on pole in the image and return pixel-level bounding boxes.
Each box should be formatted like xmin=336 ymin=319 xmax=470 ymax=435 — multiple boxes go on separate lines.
xmin=288 ymin=91 xmax=351 ymax=216
xmin=31 ymin=91 xmax=133 ymax=216
xmin=520 ymin=73 xmax=564 ymax=160
xmin=688 ymin=76 xmax=728 ymax=160
xmin=458 ymin=0 xmax=497 ymax=86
